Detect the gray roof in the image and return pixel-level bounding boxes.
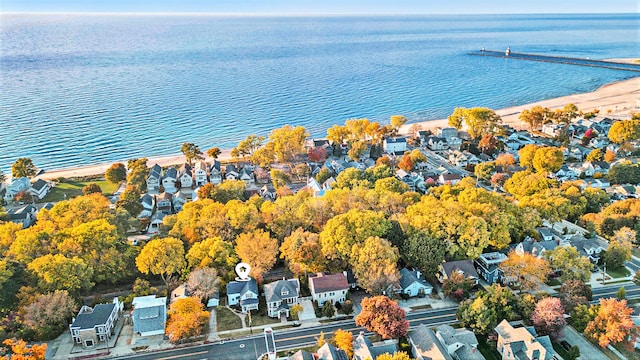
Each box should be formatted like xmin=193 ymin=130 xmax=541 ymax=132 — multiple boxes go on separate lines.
xmin=536 ymin=227 xmax=554 ymax=238
xmin=163 ymin=167 xmax=177 ymax=180
xmin=149 ymin=164 xmax=162 ymax=178
xmin=225 ymin=164 xmax=238 ymax=174
xmin=30 ymin=179 xmax=48 ymax=192
xmin=317 ymin=343 xmax=349 ymax=360
xmin=132 ymin=303 xmax=165 ymax=334
xmin=436 ymin=325 xmax=484 ymax=360
xmin=399 ymin=268 xmax=432 ymax=291
xmin=385 ymin=137 xmax=407 ymax=143
xmin=441 ymin=260 xmax=479 ymax=279
xmin=140 ymin=194 xmax=154 ymax=207
xmin=353 ymin=333 xmax=399 ymax=360
xmin=179 ymin=163 xmax=192 ymax=177
xmin=263 ymin=278 xmax=300 ymax=303
xmin=289 ymin=350 xmax=315 ymax=360
xmin=226 ymin=278 xmax=258 ymax=297
xmin=71 ymin=303 xmax=116 ymax=330
xmin=409 ymin=324 xmax=453 ymax=360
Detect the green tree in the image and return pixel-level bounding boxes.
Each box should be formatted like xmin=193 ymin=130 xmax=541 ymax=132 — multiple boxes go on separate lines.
xmin=321 ymin=300 xmax=335 ymax=318
xmin=401 ymin=229 xmax=446 ymax=281
xmin=570 ymin=303 xmax=597 ymax=333
xmin=350 ymin=236 xmax=400 ymax=294
xmin=28 ymin=254 xmax=94 ymax=293
xmin=11 ymin=157 xmax=37 ymax=178
xmin=126 ymin=158 xmax=149 ymax=191
xmin=105 ymin=163 xmax=127 ymax=184
xmin=136 ymin=237 xmax=186 ymax=288
xmin=180 ymin=142 xmax=204 ymax=165
xmin=545 ymin=246 xmax=593 ymax=282
xmin=116 ymin=185 xmax=143 ymax=217
xmin=474 ymin=162 xmax=495 ymax=181
xmin=457 ymin=284 xmax=517 ymax=335
xmin=315 ymin=167 xmax=333 ymax=185
xmin=616 ymin=287 xmax=626 ymax=300
xmin=603 ymin=228 xmax=633 ymax=270
xmin=607 ymin=162 xmax=640 ymax=184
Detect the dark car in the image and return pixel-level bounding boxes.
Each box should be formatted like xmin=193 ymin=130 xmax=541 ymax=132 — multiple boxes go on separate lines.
xmin=560 ymin=340 xmax=571 ymax=351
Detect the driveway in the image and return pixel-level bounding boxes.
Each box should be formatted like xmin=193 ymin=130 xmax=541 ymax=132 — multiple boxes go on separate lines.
xmin=297 ymin=300 xmax=316 ymax=321
xmin=558 ymin=325 xmax=608 ymax=360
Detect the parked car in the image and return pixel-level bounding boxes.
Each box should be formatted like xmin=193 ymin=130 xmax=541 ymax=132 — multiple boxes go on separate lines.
xmin=560 ymin=340 xmax=571 ymax=351
xmin=292 ymin=321 xmax=301 ymax=327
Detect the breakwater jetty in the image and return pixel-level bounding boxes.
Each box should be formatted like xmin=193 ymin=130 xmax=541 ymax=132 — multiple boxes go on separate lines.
xmin=469 ymin=50 xmax=640 ymax=72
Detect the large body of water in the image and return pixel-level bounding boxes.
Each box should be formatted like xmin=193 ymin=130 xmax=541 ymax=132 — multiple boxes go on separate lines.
xmin=1 ymin=13 xmax=638 ymax=172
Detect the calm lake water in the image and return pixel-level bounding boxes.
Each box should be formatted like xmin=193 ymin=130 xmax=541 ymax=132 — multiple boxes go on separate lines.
xmin=1 ymin=13 xmax=638 ymax=171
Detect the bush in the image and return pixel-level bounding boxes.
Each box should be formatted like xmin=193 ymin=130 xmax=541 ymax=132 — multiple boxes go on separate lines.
xmin=341 ymin=300 xmax=354 ymax=315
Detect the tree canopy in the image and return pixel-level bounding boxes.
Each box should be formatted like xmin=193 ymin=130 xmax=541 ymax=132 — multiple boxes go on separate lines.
xmin=355 ymin=296 xmax=409 ymax=339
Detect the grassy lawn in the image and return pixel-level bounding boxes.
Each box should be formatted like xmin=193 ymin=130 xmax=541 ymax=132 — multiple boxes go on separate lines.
xmin=545 ymin=278 xmax=562 ymax=286
xmin=248 ymin=313 xmax=280 ymax=327
xmin=477 ymin=335 xmax=500 ymax=360
xmin=216 ymin=307 xmax=243 ymax=332
xmin=42 ymin=180 xmax=120 ymax=202
xmin=606 ymin=267 xmax=630 ymax=279
xmin=552 ymin=341 xmax=573 ymax=360
xmin=410 ymin=304 xmax=432 ymax=311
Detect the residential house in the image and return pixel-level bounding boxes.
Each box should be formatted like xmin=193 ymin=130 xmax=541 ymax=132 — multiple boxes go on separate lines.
xmin=436 ymin=324 xmax=485 ymax=360
xmin=409 ymin=324 xmax=454 ymax=360
xmin=309 ymin=272 xmax=349 ymax=306
xmin=426 ymin=136 xmax=449 ymax=151
xmin=29 ymin=179 xmax=51 ymax=200
xmin=495 ymin=319 xmax=556 ymax=360
xmin=475 ymin=252 xmax=508 ymax=285
xmin=438 ymin=260 xmax=479 ymax=286
xmin=536 ymin=227 xmax=554 ymax=242
xmin=306 ymin=177 xmax=324 ymax=197
xmin=555 ymin=165 xmax=578 ymax=180
xmin=399 ymin=268 xmax=433 ymax=297
xmin=226 ymin=278 xmax=259 ymax=313
xmin=207 ymin=292 xmax=220 ymax=308
xmin=439 ymin=173 xmax=461 ymax=185
xmin=449 ymin=150 xmax=469 ymax=168
xmin=147 ymin=164 xmax=162 ymax=193
xmin=162 ymin=167 xmax=178 ymax=193
xmin=69 ymin=298 xmax=122 ymax=348
xmin=172 ymin=190 xmax=189 ymax=212
xmin=260 ymin=185 xmax=277 ymax=202
xmin=7 ymin=205 xmax=37 ymax=228
xmin=566 ymin=234 xmax=603 ymax=264
xmin=263 ymin=278 xmax=300 ymax=318
xmin=170 ymin=284 xmax=189 ymax=304
xmin=147 ymin=212 xmax=165 ymax=234
xmin=3 ymin=177 xmax=30 ymax=201
xmin=383 ymin=137 xmax=407 ymax=154
xmin=254 ymin=166 xmax=270 ymax=184
xmin=193 ymin=161 xmax=208 ymax=187
xmin=514 ymin=237 xmax=558 ymax=259
xmin=209 ymin=161 xmax=223 ymax=185
xmin=290 ymin=350 xmax=315 ymax=360
xmin=436 ymin=127 xmax=458 ymax=140
xmin=317 ymin=343 xmax=349 ymax=360
xmin=132 ymin=296 xmax=167 ymax=337
xmin=225 ymin=164 xmax=239 ymax=180
xmin=239 ymin=167 xmax=255 ymax=183
xmin=353 ymin=333 xmax=399 ymax=360
xmin=139 ymin=193 xmax=155 ymax=218
xmin=322 ymin=177 xmax=336 ymax=191
xmin=541 ymin=123 xmax=566 ymax=137
xmin=178 ymin=163 xmax=193 ymax=189
xmin=156 ymin=192 xmax=173 ymax=215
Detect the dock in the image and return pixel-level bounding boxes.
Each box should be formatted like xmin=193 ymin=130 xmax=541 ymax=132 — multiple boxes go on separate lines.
xmin=469 ymin=50 xmax=640 ymax=72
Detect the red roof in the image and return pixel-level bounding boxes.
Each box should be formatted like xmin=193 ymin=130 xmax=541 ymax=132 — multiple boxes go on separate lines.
xmin=310 ymin=273 xmax=349 ymax=293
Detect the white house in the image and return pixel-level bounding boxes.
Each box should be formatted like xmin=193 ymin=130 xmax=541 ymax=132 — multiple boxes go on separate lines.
xmin=226 ymin=278 xmax=259 ymax=313
xmin=139 ymin=193 xmax=155 ymax=218
xmin=162 ymin=167 xmax=178 ymax=193
xmin=156 ymin=192 xmax=173 ymax=215
xmin=399 ymin=268 xmax=433 ymax=297
xmin=3 ymin=177 xmax=30 ymax=201
xmin=172 ymin=191 xmax=189 ymax=212
xmin=178 ymin=163 xmax=193 ymax=189
xmin=132 ymin=296 xmax=166 ymax=337
xmin=69 ymin=298 xmax=122 ymax=348
xmin=147 ymin=164 xmax=162 ymax=193
xmin=29 ymin=179 xmax=51 ymax=200
xmin=426 ymin=136 xmax=448 ymax=151
xmin=225 ymin=164 xmax=239 ymax=181
xmin=193 ymin=161 xmax=209 ymax=187
xmin=383 ymin=137 xmax=407 ymax=154
xmin=239 ymin=167 xmax=255 ymax=183
xmin=209 ymin=161 xmax=223 ymax=185
xmin=309 ymin=273 xmax=349 ymax=306
xmin=263 ymin=278 xmax=300 ymax=318
xmin=7 ymin=205 xmax=37 ymax=228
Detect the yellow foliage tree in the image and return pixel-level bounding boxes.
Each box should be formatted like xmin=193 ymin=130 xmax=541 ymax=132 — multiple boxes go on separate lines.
xmin=500 ymin=251 xmax=550 ymax=292
xmin=166 ymin=297 xmax=210 ymax=343
xmin=585 ymin=298 xmax=636 ymax=348
xmin=235 ymin=229 xmax=278 ymax=281
xmin=136 ymin=237 xmax=186 ymax=288
xmin=333 ymin=329 xmax=353 ymax=358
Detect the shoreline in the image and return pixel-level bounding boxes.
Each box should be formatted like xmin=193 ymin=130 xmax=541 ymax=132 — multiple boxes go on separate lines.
xmin=33 ymin=76 xmax=640 ymax=181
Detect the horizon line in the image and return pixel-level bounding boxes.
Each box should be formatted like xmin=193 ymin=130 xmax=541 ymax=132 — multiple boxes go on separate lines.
xmin=1 ymin=11 xmax=638 ymax=16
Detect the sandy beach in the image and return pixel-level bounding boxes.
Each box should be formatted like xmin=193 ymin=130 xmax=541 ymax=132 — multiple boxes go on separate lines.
xmin=35 ymin=76 xmax=640 ymax=181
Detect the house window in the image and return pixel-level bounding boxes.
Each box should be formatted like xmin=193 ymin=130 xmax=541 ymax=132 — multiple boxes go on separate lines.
xmin=85 ymin=340 xmax=94 ymax=347
xmin=281 ymin=290 xmax=289 ymax=296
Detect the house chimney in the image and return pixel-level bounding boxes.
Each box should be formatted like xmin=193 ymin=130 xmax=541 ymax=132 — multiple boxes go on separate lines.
xmin=417 ymin=271 xmax=422 ymax=279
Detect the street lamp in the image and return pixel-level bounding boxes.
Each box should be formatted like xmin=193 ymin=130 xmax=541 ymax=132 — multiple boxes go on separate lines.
xmin=602 ymin=263 xmax=607 ymax=285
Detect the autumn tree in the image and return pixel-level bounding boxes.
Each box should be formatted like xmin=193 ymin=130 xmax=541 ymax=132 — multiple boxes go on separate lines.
xmin=81 ymin=182 xmax=102 ymax=195
xmin=608 ymin=119 xmax=640 ymax=144
xmin=319 ymin=209 xmax=391 ymax=261
xmin=267 ymin=125 xmax=309 ymax=163
xmin=1 ymin=339 xmax=47 ymax=359
xmin=585 ymin=298 xmax=636 ymax=348
xmin=206 ymin=147 xmax=221 ymax=159
xmin=166 ymin=296 xmax=210 ymax=343
xmin=519 ymin=106 xmax=552 ymax=129
xmin=105 ymin=163 xmax=127 ymax=184
xmin=570 ymin=304 xmax=598 ymax=333
xmin=604 ymin=149 xmax=616 ymax=163
xmin=356 ymin=296 xmax=409 ymax=339
xmin=518 ymin=144 xmax=540 ymax=169
xmin=28 ymin=254 xmax=94 ymax=293
xmin=532 ymin=146 xmax=564 ymax=173
xmin=397 ymin=154 xmax=413 ymax=172
xmin=495 ymin=153 xmax=515 ymax=168
xmin=376 ymin=353 xmax=411 ymax=360
xmin=136 ymin=237 xmax=186 ymax=288
xmin=350 ymin=236 xmax=400 ymax=294
xmin=126 ymin=158 xmax=149 ymax=191
xmin=270 ymin=169 xmax=291 ymax=189
xmin=401 ymin=229 xmax=446 ymax=280
xmin=235 ymin=229 xmax=278 ymax=281
xmin=447 ymin=107 xmax=502 ymax=139
xmin=21 ymin=290 xmax=78 ymax=340
xmin=557 ymin=280 xmax=592 ymax=313
xmin=532 ymin=297 xmax=566 ymax=340
xmin=280 ymin=228 xmax=326 ymax=275
xmin=478 ymin=134 xmax=499 ymax=155
xmin=116 ymin=185 xmax=143 ymax=217
xmin=442 ymin=271 xmax=473 ymax=301
xmin=308 ymin=146 xmax=327 ymax=162
xmin=332 ymin=329 xmax=353 ymax=358
xmin=545 ymin=246 xmax=593 ymax=282
xmin=197 ymin=183 xmax=216 ymax=200
xmin=603 ymin=227 xmax=633 ymax=270
xmin=11 ymin=157 xmax=37 ymax=178
xmin=500 ymin=251 xmax=550 ymax=292
xmin=211 ymin=180 xmax=247 ymax=203
xmin=586 ymin=148 xmax=604 ymax=162
xmin=390 ymin=115 xmax=408 ymax=135
xmin=187 ymin=267 xmax=219 ymax=302
xmin=186 ymin=237 xmax=237 ymax=278
xmin=180 ymin=142 xmax=204 ymax=165
xmin=235 ymin=135 xmax=265 ymax=160
xmin=503 ymin=171 xmax=556 ymax=198
xmin=348 ymin=140 xmax=368 ymax=161
xmin=474 ymin=162 xmax=495 ymax=181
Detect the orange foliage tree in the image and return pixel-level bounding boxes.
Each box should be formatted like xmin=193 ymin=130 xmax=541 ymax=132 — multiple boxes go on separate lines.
xmin=355 ymin=296 xmax=409 ymax=339
xmin=585 ymin=298 xmax=637 ymax=348
xmin=166 ymin=297 xmax=210 ymax=343
xmin=1 ymin=338 xmax=47 ymax=360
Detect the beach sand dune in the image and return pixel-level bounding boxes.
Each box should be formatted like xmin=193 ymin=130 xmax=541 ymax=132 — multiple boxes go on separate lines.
xmin=35 ymin=77 xmax=640 ymax=181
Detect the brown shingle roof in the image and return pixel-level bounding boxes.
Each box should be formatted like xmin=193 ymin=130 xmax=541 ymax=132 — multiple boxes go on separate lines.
xmin=310 ymin=273 xmax=348 ymax=293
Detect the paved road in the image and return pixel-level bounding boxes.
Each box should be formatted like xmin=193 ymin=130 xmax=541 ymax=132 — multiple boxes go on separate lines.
xmin=110 ymin=307 xmax=458 ymax=360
